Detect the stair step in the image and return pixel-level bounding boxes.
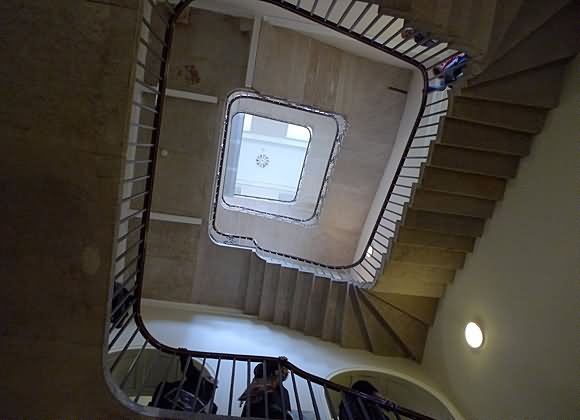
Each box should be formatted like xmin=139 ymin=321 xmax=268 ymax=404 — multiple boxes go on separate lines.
xmin=304 ymin=277 xmax=331 ymax=337
xmin=411 ymin=188 xmax=495 ymax=218
xmin=244 ymin=254 xmax=265 ymax=315
xmin=429 ymin=144 xmax=520 ymax=178
xmin=355 ymin=289 xmax=408 ymax=357
xmin=485 ymin=0 xmax=525 ymax=63
xmin=273 ymin=267 xmax=297 ymax=326
xmin=321 ymin=281 xmax=348 ymax=342
xmin=420 ymin=166 xmax=506 ymax=200
xmin=490 ymin=0 xmax=569 ymax=64
xmin=369 ymin=292 xmax=439 ymax=326
xmin=450 ymin=96 xmax=546 ymax=134
xmin=289 ymin=272 xmax=314 ymax=332
xmin=396 ymin=227 xmax=475 ymax=252
xmin=461 ymin=59 xmax=570 ymax=109
xmin=258 ymin=264 xmax=280 ymax=322
xmin=373 ymin=272 xmax=446 ymax=298
xmin=339 ymin=285 xmax=372 ymax=352
xmin=439 ymin=117 xmax=532 ymax=156
xmin=380 ymin=261 xmax=455 ymax=291
xmin=390 ymin=243 xmax=466 ymax=270
xmin=404 ymin=208 xmax=485 ymax=237
xmin=469 ymin=3 xmax=580 ymax=87
xmin=362 ymin=292 xmax=429 ymax=361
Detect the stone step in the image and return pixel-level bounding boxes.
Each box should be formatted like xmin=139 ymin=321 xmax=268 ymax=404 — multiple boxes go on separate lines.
xmin=339 ymin=284 xmax=373 ymax=351
xmin=470 ymin=2 xmax=580 ymax=86
xmin=304 ymin=277 xmax=331 ymax=337
xmin=289 ymin=272 xmax=314 ymax=332
xmin=439 ymin=117 xmax=532 ymax=156
xmin=273 ymin=267 xmax=297 ymax=326
xmin=355 ymin=288 xmax=408 ymax=357
xmin=461 ymin=59 xmax=569 ymax=109
xmin=396 ymin=227 xmax=475 ymax=252
xmin=420 ymin=166 xmax=506 ymax=200
xmin=258 ymin=264 xmax=280 ymax=322
xmin=390 ymin=243 xmax=466 ymax=270
xmin=369 ymin=291 xmax=439 ymax=325
xmin=403 ymin=208 xmax=485 ymax=237
xmin=243 ymin=254 xmax=265 ymax=315
xmin=361 ymin=291 xmax=429 ymax=361
xmin=411 ymin=188 xmax=495 ymax=218
xmin=321 ymin=281 xmax=348 ymax=342
xmin=449 ymin=96 xmax=546 ymax=133
xmin=488 ymin=0 xmax=569 ymax=63
xmin=429 ymin=143 xmax=520 ymax=178
xmin=375 ymin=266 xmax=448 ymax=297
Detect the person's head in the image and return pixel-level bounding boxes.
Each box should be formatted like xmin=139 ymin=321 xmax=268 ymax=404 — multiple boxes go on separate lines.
xmin=401 ymin=27 xmax=415 ymax=40
xmin=352 ymin=380 xmax=382 ymax=398
xmin=433 ymin=66 xmax=442 ymax=76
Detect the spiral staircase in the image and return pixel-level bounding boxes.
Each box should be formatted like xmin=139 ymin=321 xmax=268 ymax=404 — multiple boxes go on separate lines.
xmin=185 ymin=0 xmax=580 ymax=363
xmin=2 ymin=0 xmax=578 ymax=419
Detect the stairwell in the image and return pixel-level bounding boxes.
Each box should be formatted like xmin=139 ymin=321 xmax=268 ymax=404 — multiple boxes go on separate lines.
xmin=204 ymin=0 xmax=580 ymax=362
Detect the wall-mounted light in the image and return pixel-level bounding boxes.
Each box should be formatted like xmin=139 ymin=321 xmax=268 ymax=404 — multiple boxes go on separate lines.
xmin=465 ymin=321 xmax=484 ymax=349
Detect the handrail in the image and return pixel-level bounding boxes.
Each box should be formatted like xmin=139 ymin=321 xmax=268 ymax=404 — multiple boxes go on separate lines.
xmin=207 ymin=0 xmax=456 ymax=287
xmin=107 ymin=1 xmax=453 ymax=419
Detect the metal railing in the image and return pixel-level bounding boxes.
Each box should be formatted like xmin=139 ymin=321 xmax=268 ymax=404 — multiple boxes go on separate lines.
xmin=106 ymin=0 xmax=459 ymax=418
xmin=208 ymin=0 xmax=456 ymax=287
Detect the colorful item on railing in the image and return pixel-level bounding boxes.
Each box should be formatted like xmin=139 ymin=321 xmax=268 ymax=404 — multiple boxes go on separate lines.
xmin=428 ymin=52 xmax=469 ymax=92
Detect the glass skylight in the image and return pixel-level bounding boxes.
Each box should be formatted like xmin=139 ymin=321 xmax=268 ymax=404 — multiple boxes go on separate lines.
xmin=226 ymin=113 xmax=311 ymax=202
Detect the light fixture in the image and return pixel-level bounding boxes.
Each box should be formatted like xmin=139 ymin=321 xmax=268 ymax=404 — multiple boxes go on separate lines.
xmin=465 ymin=322 xmax=484 ymax=349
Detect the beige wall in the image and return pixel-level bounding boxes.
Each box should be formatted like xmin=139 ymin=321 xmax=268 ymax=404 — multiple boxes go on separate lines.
xmin=0 ymin=0 xmax=144 ymax=418
xmin=422 ymin=55 xmax=580 ymax=419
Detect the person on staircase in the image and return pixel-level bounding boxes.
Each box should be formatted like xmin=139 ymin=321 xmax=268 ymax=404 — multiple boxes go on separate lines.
xmin=149 ymin=351 xmax=218 ymax=413
xmin=427 ymin=52 xmax=468 ymax=92
xmin=239 ymin=359 xmax=291 ymax=419
xmin=339 ymin=380 xmax=390 ymax=420
xmin=401 ymin=24 xmax=439 ymax=48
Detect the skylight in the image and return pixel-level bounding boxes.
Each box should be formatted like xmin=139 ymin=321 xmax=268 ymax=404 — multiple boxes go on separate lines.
xmin=227 ymin=113 xmax=311 ymax=202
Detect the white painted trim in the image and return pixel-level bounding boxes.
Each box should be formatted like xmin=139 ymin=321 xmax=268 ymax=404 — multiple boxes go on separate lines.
xmin=150 ymin=212 xmax=202 ymax=225
xmin=141 ymin=298 xmax=256 ymax=319
xmin=165 ymin=89 xmax=218 ymax=104
xmin=245 ymin=17 xmax=262 ymax=88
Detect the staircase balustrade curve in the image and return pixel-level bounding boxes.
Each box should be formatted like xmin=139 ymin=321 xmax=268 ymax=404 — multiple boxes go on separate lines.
xmin=106 ymin=0 xmax=461 ymax=418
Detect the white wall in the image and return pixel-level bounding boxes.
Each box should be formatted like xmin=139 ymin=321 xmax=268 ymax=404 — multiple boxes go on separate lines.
xmin=422 ymin=55 xmax=580 ymax=419
xmin=355 ymin=69 xmax=424 ymax=259
xmin=111 ymin=300 xmax=464 ymax=419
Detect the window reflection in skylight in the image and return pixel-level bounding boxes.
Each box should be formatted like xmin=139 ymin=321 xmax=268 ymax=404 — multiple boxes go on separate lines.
xmin=225 ymin=113 xmax=311 ymax=202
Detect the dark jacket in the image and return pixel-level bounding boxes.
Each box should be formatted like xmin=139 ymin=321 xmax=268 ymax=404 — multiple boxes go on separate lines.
xmin=240 ymin=384 xmax=291 ymax=419
xmin=149 ymin=356 xmax=218 ymax=413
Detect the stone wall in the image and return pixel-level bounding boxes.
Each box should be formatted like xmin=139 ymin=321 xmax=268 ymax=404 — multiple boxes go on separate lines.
xmin=0 ymin=1 xmax=146 ymax=417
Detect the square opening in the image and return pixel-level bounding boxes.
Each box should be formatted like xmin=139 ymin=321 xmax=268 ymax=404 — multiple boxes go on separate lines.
xmin=227 ymin=112 xmax=311 ymax=202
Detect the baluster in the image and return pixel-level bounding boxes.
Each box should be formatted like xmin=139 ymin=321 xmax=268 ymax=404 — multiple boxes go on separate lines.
xmin=133 ymin=349 xmax=162 ymax=403
xmin=152 ymin=355 xmax=176 ymax=407
xmin=193 ymin=357 xmax=207 ymax=411
xmin=170 ymin=356 xmax=191 ymax=409
xmin=246 ymin=360 xmax=252 ymax=417
xmin=263 ymin=359 xmax=269 ymax=419
xmin=208 ymin=358 xmax=221 ymax=413
xmin=110 ymin=327 xmax=139 ymax=372
xmin=278 ymin=360 xmax=287 ymax=420
xmin=228 ymin=359 xmax=236 ymax=416
xmin=290 ymin=371 xmax=303 ymax=420
xmin=307 ymin=379 xmax=321 ymax=420
xmin=120 ymin=341 xmax=148 ymax=389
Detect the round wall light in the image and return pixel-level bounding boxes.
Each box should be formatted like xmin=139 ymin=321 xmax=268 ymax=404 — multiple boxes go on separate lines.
xmin=465 ymin=322 xmax=484 ymax=349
